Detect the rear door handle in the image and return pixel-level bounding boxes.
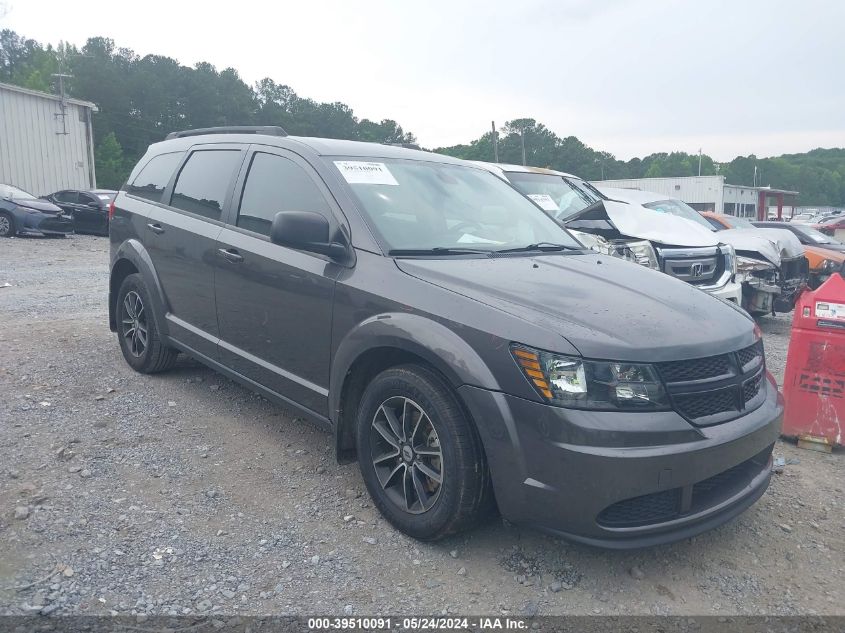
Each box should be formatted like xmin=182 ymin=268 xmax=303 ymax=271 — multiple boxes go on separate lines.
xmin=147 ymin=223 xmax=165 ymax=235
xmin=218 ymin=248 xmax=244 ymax=263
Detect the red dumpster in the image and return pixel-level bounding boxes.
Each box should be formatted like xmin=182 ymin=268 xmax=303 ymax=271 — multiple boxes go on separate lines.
xmin=781 ymin=269 xmax=845 ymax=451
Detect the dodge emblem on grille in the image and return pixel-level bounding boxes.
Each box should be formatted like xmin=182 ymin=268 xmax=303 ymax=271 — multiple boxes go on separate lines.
xmin=691 ymin=263 xmax=704 ymax=278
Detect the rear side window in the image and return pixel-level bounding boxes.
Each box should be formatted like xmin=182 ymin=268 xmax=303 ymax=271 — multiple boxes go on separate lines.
xmin=170 ymin=150 xmax=242 ymax=221
xmin=237 ymin=152 xmax=331 ymax=236
xmin=127 ymin=152 xmax=183 ymax=202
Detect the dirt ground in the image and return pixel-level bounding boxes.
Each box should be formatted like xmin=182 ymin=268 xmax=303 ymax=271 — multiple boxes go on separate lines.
xmin=1 ymin=234 xmax=843 ymax=617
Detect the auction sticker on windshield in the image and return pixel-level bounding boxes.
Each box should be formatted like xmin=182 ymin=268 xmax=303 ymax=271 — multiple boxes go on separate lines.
xmin=334 ymin=161 xmax=399 ymax=185
xmin=527 ymin=194 xmax=559 ymax=212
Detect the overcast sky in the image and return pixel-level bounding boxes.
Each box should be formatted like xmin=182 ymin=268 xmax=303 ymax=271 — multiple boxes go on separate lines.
xmin=3 ymin=0 xmax=843 ymax=160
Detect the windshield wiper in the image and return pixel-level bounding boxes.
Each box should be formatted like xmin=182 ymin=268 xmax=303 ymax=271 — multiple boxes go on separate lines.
xmin=388 ymin=247 xmax=492 ymax=256
xmin=494 ymin=242 xmax=579 ymax=254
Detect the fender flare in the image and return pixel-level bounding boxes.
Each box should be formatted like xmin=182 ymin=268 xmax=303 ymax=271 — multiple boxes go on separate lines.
xmin=330 ymin=312 xmax=501 ymax=457
xmin=109 ymin=239 xmax=170 ymax=336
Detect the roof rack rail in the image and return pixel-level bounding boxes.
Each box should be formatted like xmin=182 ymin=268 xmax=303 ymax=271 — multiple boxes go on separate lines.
xmin=388 ymin=142 xmax=422 ymax=150
xmin=165 ymin=126 xmax=288 ymax=140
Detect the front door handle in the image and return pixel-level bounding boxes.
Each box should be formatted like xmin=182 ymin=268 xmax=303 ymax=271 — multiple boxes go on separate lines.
xmin=218 ymin=248 xmax=244 ymax=263
xmin=147 ymin=223 xmax=165 ymax=235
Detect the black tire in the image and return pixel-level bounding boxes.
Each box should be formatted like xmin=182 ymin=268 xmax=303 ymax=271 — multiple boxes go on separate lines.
xmin=116 ymin=273 xmax=178 ymax=373
xmin=0 ymin=212 xmax=15 ymax=237
xmin=355 ymin=364 xmax=495 ymax=540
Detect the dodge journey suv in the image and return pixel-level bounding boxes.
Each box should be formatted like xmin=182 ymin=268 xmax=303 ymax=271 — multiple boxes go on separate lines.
xmin=109 ymin=126 xmax=783 ymax=547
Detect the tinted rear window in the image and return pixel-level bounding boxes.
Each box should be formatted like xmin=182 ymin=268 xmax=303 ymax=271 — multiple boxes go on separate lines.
xmin=127 ymin=152 xmax=183 ymax=202
xmin=170 ymin=150 xmax=242 ymax=221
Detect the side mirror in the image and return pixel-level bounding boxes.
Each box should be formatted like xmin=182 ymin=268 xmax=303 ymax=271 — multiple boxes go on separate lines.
xmin=270 ymin=211 xmax=347 ymax=261
xmin=87 ymin=201 xmax=101 ymax=209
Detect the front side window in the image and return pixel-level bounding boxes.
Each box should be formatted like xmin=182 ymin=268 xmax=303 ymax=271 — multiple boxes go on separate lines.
xmin=506 ymin=172 xmax=599 ymax=221
xmin=54 ymin=191 xmax=79 ymax=204
xmin=127 ymin=152 xmax=183 ymax=202
xmin=642 ymin=199 xmax=716 ymax=231
xmin=237 ymin=153 xmax=332 ymax=237
xmin=333 ymin=158 xmax=581 ymax=253
xmin=170 ymin=150 xmax=242 ymax=221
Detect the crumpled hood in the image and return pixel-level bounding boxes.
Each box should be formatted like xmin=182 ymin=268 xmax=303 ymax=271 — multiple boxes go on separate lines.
xmin=729 ymin=227 xmax=805 ymax=263
xmin=14 ymin=199 xmax=63 ymax=213
xmin=567 ymin=200 xmax=719 ymax=247
xmin=395 ymin=253 xmax=754 ymax=362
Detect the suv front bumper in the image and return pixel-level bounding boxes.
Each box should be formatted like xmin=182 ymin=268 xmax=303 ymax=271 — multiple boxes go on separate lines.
xmin=458 ymin=373 xmax=783 ymax=548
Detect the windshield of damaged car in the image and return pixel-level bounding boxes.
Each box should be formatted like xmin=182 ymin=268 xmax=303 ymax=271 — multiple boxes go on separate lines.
xmin=0 ymin=184 xmax=37 ymax=200
xmin=505 ymin=172 xmax=600 ymax=221
xmin=642 ymin=199 xmax=716 ymax=231
xmin=791 ymin=225 xmax=839 ymax=244
xmin=334 ymin=158 xmax=582 ymax=253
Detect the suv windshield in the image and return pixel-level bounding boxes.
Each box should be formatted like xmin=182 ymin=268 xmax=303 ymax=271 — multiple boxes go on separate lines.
xmin=505 ymin=172 xmax=600 ymax=221
xmin=640 ymin=199 xmax=716 ymax=231
xmin=334 ymin=158 xmax=581 ymax=253
xmin=0 ymin=184 xmax=37 ymax=200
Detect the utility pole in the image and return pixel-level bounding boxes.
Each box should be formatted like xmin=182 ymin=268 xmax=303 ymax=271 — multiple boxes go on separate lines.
xmin=51 ymin=73 xmax=73 ymax=135
xmin=698 ymin=148 xmax=702 ymax=176
xmin=753 ymin=165 xmax=757 ymax=187
xmin=520 ymin=127 xmax=526 ymax=166
xmin=491 ymin=121 xmax=499 ymax=163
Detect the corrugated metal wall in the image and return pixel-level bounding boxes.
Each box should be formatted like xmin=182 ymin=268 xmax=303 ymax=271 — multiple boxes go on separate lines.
xmin=0 ymin=83 xmax=96 ymax=196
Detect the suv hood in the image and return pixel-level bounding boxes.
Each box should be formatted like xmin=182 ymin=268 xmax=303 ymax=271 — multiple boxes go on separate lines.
xmin=395 ymin=253 xmax=754 ymax=362
xmin=14 ymin=199 xmax=63 ymax=213
xmin=565 ymin=200 xmax=719 ymax=247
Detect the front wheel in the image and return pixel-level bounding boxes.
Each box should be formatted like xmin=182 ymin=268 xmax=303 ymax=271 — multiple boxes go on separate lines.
xmin=116 ymin=273 xmax=178 ymax=373
xmin=0 ymin=212 xmax=15 ymax=237
xmin=355 ymin=365 xmax=495 ymax=540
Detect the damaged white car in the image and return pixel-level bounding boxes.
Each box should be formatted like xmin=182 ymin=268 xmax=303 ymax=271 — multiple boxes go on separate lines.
xmin=472 ymin=163 xmax=743 ymax=304
xmin=598 ymin=187 xmax=809 ymax=316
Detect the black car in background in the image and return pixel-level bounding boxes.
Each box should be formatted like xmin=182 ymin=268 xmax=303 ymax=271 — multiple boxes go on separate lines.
xmin=0 ymin=184 xmax=73 ymax=237
xmin=43 ymin=189 xmax=117 ymax=235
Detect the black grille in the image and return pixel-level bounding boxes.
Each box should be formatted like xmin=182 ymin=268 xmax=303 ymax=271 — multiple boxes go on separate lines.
xmin=743 ymin=372 xmax=763 ymax=403
xmin=596 ymin=488 xmax=681 ymax=528
xmin=657 ymin=355 xmax=731 ymax=382
xmin=674 ymin=389 xmax=738 ymax=420
xmin=737 ymin=341 xmax=763 ymax=369
xmin=597 ymin=445 xmax=773 ymax=529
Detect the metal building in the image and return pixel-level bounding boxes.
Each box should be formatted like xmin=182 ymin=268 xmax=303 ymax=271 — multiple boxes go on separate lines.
xmin=593 ymin=175 xmax=799 ymax=220
xmin=0 ymin=81 xmax=98 ymax=195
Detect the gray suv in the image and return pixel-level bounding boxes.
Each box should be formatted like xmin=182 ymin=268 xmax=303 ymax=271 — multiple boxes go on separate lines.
xmin=109 ymin=126 xmax=783 ymax=547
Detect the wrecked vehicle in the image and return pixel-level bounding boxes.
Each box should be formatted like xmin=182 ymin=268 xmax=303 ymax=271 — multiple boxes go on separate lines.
xmin=676 ymin=210 xmax=808 ymax=314
xmin=593 ymin=190 xmax=807 ymax=315
xmin=473 ymin=163 xmax=742 ymax=304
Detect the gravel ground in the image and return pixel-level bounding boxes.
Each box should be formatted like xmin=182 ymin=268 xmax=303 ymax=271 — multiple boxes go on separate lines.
xmin=0 ymin=234 xmax=843 ymax=617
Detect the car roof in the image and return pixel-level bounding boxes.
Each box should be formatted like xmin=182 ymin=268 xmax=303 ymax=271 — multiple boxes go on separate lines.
xmin=596 ymin=187 xmax=667 ymax=204
xmin=469 ymin=161 xmax=579 ymax=180
xmin=150 ymin=132 xmax=468 ymax=165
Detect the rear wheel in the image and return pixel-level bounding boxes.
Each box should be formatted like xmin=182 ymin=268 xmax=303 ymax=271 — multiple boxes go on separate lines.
xmin=355 ymin=365 xmax=494 ymax=540
xmin=0 ymin=212 xmax=15 ymax=237
xmin=116 ymin=273 xmax=178 ymax=373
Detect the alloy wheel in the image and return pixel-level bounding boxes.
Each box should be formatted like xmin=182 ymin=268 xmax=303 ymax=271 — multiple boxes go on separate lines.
xmin=370 ymin=396 xmax=444 ymax=514
xmin=0 ymin=215 xmax=10 ymax=236
xmin=121 ymin=290 xmax=149 ymax=357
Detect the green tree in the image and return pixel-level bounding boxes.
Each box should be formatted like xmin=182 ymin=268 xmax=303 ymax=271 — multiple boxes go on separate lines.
xmin=95 ymin=132 xmax=130 ymax=189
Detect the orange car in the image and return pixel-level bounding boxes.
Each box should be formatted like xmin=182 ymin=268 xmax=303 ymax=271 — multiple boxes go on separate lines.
xmin=702 ymin=212 xmax=845 ymax=288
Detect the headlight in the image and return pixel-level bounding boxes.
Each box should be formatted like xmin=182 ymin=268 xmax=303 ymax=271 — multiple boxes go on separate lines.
xmin=512 ymin=345 xmax=670 ymax=410
xmin=821 ymin=259 xmax=836 ymax=273
xmin=736 ymin=256 xmax=776 ymax=273
xmin=721 ymin=243 xmax=736 ymax=276
xmin=571 ymin=233 xmax=659 ymax=270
